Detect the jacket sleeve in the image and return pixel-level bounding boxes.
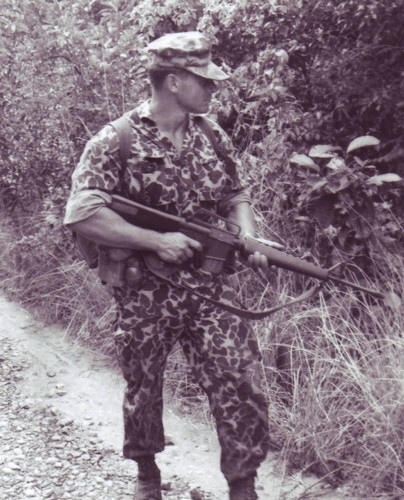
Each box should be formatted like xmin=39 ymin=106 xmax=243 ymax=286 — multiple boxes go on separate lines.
xmin=64 ymin=125 xmax=121 ymax=226
xmin=64 ymin=189 xmax=112 ymax=226
xmin=217 ymin=189 xmax=251 ymax=216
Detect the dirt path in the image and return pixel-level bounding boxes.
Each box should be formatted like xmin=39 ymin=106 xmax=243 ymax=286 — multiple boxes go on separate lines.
xmin=0 ymin=295 xmax=346 ymax=499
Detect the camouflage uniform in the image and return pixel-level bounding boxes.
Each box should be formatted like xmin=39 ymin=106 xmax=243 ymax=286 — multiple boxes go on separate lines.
xmin=65 ymin=36 xmax=269 ymax=484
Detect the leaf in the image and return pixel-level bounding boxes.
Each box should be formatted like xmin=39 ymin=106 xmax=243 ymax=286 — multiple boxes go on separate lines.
xmin=347 ymin=202 xmax=375 ymax=240
xmin=366 ymin=173 xmax=402 ymax=186
xmin=249 ymin=87 xmax=269 ymax=98
xmin=311 ymin=179 xmax=328 ymax=191
xmin=308 ymin=145 xmax=340 ymax=158
xmin=314 ymin=195 xmax=336 ymax=229
xmin=353 ymin=156 xmax=366 ymax=167
xmin=338 ymin=227 xmax=353 ymax=248
xmin=347 ymin=135 xmax=380 ymax=153
xmin=290 ymin=154 xmax=320 ymax=171
xmin=327 ymin=174 xmax=350 ymax=193
xmin=326 ymin=157 xmax=346 ymax=171
xmin=384 ymin=291 xmax=402 ymax=311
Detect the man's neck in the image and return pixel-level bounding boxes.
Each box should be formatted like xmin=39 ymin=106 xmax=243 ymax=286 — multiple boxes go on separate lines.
xmin=149 ymin=97 xmax=189 ymax=152
xmin=149 ymin=98 xmax=188 ymax=135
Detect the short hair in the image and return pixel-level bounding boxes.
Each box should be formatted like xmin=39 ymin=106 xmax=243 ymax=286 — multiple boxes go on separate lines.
xmin=148 ymin=67 xmax=189 ymax=90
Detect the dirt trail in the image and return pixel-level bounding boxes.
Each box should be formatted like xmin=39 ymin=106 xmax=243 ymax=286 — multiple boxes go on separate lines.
xmin=0 ymin=295 xmax=346 ymax=499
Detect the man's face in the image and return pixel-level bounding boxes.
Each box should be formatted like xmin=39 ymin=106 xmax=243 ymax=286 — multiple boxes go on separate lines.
xmin=175 ymin=72 xmax=217 ymax=114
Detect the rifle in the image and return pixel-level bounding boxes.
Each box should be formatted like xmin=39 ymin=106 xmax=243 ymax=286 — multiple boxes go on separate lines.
xmin=109 ymin=194 xmax=383 ymax=300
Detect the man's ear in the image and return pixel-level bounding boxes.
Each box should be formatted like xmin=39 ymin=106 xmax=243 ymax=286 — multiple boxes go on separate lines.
xmin=165 ymin=73 xmax=181 ymax=93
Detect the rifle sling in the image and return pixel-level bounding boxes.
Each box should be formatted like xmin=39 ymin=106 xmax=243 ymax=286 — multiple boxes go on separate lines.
xmin=146 ymin=263 xmax=324 ymax=319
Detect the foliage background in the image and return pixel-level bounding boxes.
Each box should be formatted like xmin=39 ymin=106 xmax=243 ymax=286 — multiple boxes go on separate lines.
xmin=1 ymin=0 xmax=404 ymax=497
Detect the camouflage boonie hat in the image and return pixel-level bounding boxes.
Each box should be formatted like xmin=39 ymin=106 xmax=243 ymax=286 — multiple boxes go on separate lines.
xmin=147 ymin=31 xmax=229 ymax=81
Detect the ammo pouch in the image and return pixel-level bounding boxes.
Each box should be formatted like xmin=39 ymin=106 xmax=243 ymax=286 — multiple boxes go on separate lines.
xmin=98 ymin=247 xmax=144 ymax=288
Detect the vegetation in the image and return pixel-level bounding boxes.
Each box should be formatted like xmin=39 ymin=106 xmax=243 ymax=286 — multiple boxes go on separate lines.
xmin=1 ymin=0 xmax=403 ymax=497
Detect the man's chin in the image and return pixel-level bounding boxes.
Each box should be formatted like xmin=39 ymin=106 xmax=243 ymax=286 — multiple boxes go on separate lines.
xmin=197 ymin=104 xmax=210 ymax=114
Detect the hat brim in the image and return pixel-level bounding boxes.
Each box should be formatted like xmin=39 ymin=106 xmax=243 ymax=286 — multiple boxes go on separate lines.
xmin=186 ymin=62 xmax=230 ymax=81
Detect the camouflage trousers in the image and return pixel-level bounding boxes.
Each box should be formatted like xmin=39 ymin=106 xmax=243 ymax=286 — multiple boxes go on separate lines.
xmin=112 ymin=269 xmax=269 ymax=483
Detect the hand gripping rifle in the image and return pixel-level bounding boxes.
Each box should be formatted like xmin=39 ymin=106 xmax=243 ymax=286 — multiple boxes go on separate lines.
xmin=109 ymin=195 xmax=383 ymax=318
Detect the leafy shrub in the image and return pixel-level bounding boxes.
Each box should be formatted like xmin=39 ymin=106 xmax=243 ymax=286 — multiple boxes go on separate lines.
xmin=285 ymin=135 xmax=403 ymax=293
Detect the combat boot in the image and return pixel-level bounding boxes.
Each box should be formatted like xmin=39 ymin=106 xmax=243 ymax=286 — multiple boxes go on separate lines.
xmin=229 ymin=475 xmax=258 ymax=500
xmin=134 ymin=456 xmax=162 ymax=500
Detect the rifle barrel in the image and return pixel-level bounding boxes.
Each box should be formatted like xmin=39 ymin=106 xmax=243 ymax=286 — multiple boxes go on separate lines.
xmin=243 ymin=237 xmax=383 ymax=297
xmin=328 ymin=275 xmax=384 ymax=298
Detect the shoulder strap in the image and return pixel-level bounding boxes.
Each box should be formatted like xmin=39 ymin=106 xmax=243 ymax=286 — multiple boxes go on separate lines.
xmin=109 ymin=115 xmax=133 ymax=171
xmin=109 ymin=115 xmax=133 ymax=194
xmin=194 ymin=116 xmax=224 ymax=160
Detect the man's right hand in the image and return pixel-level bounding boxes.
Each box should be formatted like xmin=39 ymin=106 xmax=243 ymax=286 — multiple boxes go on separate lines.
xmin=68 ymin=209 xmax=203 ymax=265
xmin=156 ymin=232 xmax=203 ymax=264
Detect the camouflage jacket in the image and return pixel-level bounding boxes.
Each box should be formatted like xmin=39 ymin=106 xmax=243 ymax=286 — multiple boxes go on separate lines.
xmin=64 ymin=101 xmax=250 ymax=225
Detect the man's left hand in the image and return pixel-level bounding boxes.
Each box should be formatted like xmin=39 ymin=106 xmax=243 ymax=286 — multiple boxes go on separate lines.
xmin=247 ymin=251 xmax=269 ymax=271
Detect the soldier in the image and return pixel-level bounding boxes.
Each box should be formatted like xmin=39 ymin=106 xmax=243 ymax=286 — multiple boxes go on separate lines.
xmin=64 ymin=31 xmax=270 ymax=500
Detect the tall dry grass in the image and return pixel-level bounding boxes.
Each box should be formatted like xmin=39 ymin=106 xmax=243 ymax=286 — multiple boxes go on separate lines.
xmin=0 ymin=215 xmax=116 ymax=356
xmin=260 ymin=287 xmax=404 ymax=496
xmin=1 ymin=161 xmax=403 ymax=498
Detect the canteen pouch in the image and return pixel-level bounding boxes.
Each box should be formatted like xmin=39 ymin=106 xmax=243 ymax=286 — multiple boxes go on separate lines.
xmin=98 ymin=248 xmax=144 ymax=288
